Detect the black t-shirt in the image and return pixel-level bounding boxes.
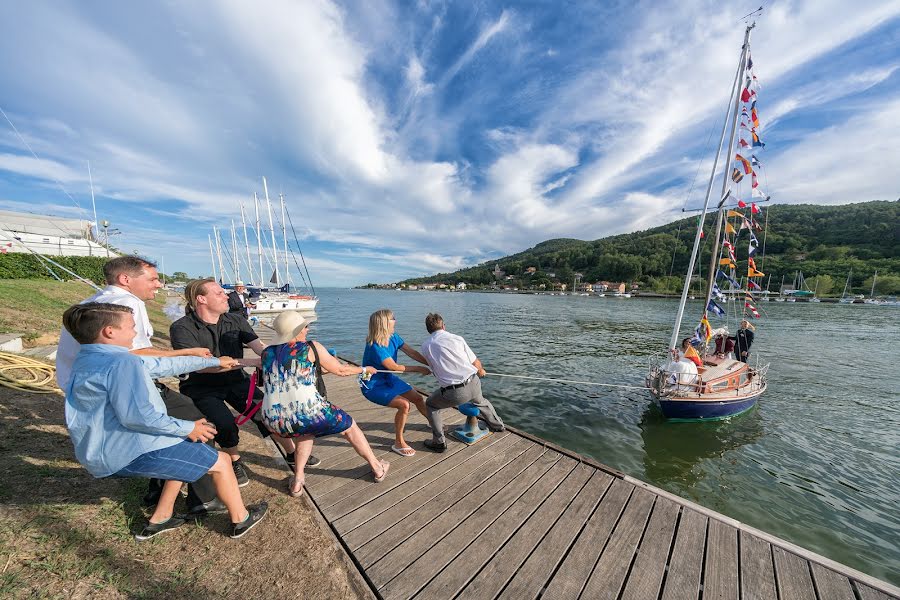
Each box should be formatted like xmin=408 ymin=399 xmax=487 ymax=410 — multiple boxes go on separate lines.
xmin=170 ymin=311 xmax=258 ymax=392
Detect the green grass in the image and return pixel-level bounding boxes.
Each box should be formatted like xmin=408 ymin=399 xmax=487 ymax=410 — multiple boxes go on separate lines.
xmin=0 ymin=279 xmax=174 ymax=344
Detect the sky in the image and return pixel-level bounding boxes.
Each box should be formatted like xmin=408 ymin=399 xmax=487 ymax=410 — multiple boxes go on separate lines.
xmin=0 ymin=0 xmax=898 ymax=286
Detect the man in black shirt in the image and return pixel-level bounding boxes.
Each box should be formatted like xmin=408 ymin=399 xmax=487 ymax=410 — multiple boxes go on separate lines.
xmin=171 ymin=279 xmax=317 ymax=485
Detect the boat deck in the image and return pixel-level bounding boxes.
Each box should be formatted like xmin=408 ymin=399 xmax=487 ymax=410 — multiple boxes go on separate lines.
xmin=254 ymin=330 xmax=899 ymax=600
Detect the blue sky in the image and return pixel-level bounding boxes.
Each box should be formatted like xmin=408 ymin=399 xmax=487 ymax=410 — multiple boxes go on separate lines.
xmin=1 ymin=1 xmax=898 ymax=286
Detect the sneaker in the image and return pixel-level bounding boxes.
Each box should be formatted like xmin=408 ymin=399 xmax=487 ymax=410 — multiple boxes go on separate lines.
xmin=285 ymin=453 xmax=321 ymax=467
xmin=232 ymin=459 xmax=250 ymax=487
xmin=423 ymin=440 xmax=447 ymax=453
xmin=135 ymin=516 xmax=186 ymax=541
xmin=186 ymin=498 xmax=228 ymax=518
xmin=230 ymin=502 xmax=268 ymax=539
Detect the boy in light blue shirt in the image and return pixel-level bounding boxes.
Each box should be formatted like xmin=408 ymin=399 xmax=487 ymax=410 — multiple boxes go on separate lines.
xmin=63 ymin=302 xmax=268 ymax=540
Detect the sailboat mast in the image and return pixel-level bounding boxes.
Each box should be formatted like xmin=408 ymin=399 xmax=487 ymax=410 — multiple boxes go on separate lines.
xmin=702 ymin=24 xmax=755 ymax=319
xmin=231 ymin=219 xmax=240 ymax=283
xmin=871 ymin=270 xmax=877 ymax=298
xmin=280 ymin=193 xmax=291 ymax=287
xmin=213 ymin=227 xmax=226 ymax=284
xmin=208 ymin=234 xmax=217 ymax=281
xmin=668 ymin=25 xmax=753 ymax=351
xmin=254 ymin=193 xmax=263 ymax=288
xmin=263 ymin=177 xmax=280 ymax=287
xmin=240 ymin=199 xmax=254 ymax=287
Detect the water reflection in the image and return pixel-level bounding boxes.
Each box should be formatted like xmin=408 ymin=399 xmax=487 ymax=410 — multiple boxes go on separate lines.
xmin=639 ymin=405 xmax=764 ymax=487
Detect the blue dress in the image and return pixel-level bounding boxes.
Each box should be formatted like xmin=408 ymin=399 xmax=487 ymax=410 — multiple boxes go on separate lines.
xmin=361 ymin=333 xmax=413 ymax=406
xmin=260 ymin=341 xmax=352 ymax=438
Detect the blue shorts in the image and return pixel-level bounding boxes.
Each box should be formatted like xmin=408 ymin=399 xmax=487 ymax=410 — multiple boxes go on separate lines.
xmin=114 ymin=440 xmax=218 ymax=483
xmin=361 ymin=374 xmax=413 ymax=406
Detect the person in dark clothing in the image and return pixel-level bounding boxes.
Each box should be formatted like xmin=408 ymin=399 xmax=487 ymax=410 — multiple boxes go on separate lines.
xmin=733 ymin=319 xmax=755 ymax=363
xmin=227 ymin=281 xmax=252 ymax=319
xmin=170 ymin=279 xmax=318 ymax=486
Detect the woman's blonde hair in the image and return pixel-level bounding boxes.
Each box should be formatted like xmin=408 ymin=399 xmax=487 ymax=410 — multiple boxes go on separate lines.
xmin=367 ymin=309 xmax=394 ymax=346
xmin=184 ymin=278 xmax=215 ymax=314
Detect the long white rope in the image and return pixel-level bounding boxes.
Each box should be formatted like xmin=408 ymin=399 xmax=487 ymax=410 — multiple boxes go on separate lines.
xmin=366 ymin=368 xmax=647 ymax=391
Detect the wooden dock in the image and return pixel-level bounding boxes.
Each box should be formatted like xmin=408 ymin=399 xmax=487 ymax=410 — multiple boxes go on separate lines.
xmin=254 ymin=330 xmax=900 ymax=600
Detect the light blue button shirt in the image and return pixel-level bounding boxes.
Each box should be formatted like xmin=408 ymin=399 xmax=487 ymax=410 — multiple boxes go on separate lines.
xmin=64 ymin=344 xmax=220 ymax=478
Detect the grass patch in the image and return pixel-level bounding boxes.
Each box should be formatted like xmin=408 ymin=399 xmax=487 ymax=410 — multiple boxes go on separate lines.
xmin=0 ymin=279 xmax=175 ymax=345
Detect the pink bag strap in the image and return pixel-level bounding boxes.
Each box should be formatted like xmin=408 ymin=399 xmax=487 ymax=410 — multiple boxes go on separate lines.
xmin=234 ymin=370 xmax=261 ymax=425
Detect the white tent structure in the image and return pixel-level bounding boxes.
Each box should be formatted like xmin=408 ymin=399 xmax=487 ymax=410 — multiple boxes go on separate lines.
xmin=0 ymin=209 xmax=114 ymax=257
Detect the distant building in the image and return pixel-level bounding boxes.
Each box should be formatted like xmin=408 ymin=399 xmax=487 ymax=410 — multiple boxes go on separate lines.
xmin=456 ymin=282 xmax=467 ymax=290
xmin=492 ymin=264 xmax=505 ymax=279
xmin=525 ymin=266 xmax=537 ymax=274
xmin=0 ymin=209 xmax=114 ymax=257
xmin=546 ymin=272 xmax=556 ymax=279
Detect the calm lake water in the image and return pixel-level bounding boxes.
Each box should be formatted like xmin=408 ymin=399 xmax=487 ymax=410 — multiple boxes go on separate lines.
xmin=305 ymin=288 xmax=899 ymax=585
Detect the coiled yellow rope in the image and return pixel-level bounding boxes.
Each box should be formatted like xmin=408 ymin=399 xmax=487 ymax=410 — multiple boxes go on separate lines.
xmin=0 ymin=351 xmax=61 ymax=394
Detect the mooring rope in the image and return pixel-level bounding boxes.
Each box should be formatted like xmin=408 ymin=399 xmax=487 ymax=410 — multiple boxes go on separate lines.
xmin=365 ymin=369 xmax=647 ymax=391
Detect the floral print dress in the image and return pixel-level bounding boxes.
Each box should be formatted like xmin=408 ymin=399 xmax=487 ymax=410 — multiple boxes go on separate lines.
xmin=260 ymin=341 xmax=353 ymax=438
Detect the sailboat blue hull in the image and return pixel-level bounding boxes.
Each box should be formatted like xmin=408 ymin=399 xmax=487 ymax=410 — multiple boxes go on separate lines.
xmin=656 ymin=396 xmax=758 ymax=421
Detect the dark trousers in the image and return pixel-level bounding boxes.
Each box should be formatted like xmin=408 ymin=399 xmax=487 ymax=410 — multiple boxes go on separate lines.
xmin=181 ymin=379 xmax=269 ymax=450
xmin=146 ymin=384 xmax=218 ymax=509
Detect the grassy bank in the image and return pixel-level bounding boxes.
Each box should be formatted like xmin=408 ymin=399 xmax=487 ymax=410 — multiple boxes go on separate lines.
xmin=0 ymin=280 xmax=174 ymax=345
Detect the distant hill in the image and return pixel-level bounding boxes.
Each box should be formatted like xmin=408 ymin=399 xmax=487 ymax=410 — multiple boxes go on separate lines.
xmin=395 ymin=201 xmax=900 ymax=296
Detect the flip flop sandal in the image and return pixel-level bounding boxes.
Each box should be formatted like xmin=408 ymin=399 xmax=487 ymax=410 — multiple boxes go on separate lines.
xmin=373 ymin=460 xmax=390 ymax=483
xmin=391 ymin=445 xmax=416 ymax=457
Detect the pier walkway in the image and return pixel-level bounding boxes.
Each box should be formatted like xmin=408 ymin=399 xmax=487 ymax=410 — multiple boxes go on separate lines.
xmin=255 ymin=331 xmax=899 ymax=600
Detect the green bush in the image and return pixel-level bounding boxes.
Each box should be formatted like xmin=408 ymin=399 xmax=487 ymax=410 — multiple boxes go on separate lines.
xmin=0 ymin=254 xmax=107 ymax=283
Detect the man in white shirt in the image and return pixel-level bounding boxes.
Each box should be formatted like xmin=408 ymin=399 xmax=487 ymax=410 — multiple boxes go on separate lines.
xmin=419 ymin=313 xmax=504 ymax=452
xmin=56 ymin=256 xmax=222 ymax=515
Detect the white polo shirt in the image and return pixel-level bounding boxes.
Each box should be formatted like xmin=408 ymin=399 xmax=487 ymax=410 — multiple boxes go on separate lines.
xmin=55 ymin=285 xmax=154 ymax=390
xmin=420 ymin=329 xmax=477 ymax=387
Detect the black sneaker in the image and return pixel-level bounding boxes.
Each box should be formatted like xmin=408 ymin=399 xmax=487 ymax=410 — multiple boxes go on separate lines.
xmin=135 ymin=516 xmax=186 ymax=541
xmin=186 ymin=498 xmax=228 ymax=518
xmin=285 ymin=453 xmax=321 ymax=467
xmin=230 ymin=502 xmax=268 ymax=539
xmin=424 ymin=440 xmax=447 ymax=453
xmin=232 ymin=459 xmax=250 ymax=487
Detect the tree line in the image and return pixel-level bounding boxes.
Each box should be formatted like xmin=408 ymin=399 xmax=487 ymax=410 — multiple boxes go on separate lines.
xmin=399 ymin=201 xmax=900 ymax=296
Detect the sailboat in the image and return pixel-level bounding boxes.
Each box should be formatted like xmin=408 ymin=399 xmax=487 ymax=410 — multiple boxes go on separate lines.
xmin=839 ymin=270 xmax=855 ymax=304
xmin=863 ymin=270 xmax=883 ymax=305
xmin=646 ymin=21 xmax=768 ymax=421
xmin=209 ymin=177 xmax=318 ymax=315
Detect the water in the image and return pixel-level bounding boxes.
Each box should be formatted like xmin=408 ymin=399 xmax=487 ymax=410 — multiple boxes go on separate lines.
xmin=306 ymin=288 xmax=900 ymax=585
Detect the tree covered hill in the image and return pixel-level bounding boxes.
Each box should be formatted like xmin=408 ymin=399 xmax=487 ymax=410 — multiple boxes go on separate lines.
xmin=396 ymin=201 xmax=900 ymax=295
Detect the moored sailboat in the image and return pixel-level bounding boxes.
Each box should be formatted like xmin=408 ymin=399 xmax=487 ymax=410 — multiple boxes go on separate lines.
xmin=647 ymin=20 xmax=769 ymax=421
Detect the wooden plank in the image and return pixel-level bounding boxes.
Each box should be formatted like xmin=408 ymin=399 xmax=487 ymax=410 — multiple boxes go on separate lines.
xmin=857 ymin=583 xmax=898 ymax=600
xmin=660 ymin=508 xmax=707 ymax=600
xmin=772 ymin=546 xmax=817 ymax=600
xmin=379 ymin=453 xmax=570 ymax=599
xmin=703 ymin=518 xmax=739 ymax=600
xmin=811 ymin=562 xmax=856 ymax=600
xmin=456 ymin=467 xmax=607 ymax=600
xmin=364 ymin=445 xmax=548 ymax=585
xmin=419 ymin=461 xmax=590 ymax=600
xmin=350 ymin=439 xmax=533 ymax=564
xmin=579 ymin=487 xmax=656 ymax=600
xmin=620 ymin=496 xmax=680 ymax=600
xmin=740 ymin=531 xmax=777 ymax=600
xmin=323 ymin=432 xmax=510 ymax=521
xmin=334 ymin=434 xmax=518 ymax=535
xmin=342 ymin=436 xmax=527 ymax=551
xmin=538 ymin=478 xmax=634 ymax=600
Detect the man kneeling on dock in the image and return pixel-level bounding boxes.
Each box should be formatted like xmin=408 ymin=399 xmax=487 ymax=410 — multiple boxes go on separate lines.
xmin=420 ymin=313 xmax=504 ymax=452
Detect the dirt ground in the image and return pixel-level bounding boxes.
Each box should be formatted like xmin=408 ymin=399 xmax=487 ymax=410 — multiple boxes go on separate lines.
xmin=0 ymin=385 xmax=368 ymax=600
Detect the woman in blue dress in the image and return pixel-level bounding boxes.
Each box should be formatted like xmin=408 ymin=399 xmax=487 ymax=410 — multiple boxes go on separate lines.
xmin=261 ymin=311 xmax=388 ymax=497
xmin=361 ymin=309 xmax=431 ymax=457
